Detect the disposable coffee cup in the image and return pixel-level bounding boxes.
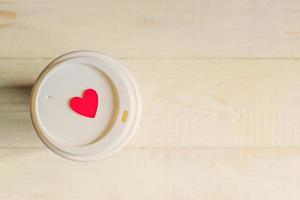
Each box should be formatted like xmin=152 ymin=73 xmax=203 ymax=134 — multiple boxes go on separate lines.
xmin=30 ymin=51 xmax=142 ymax=161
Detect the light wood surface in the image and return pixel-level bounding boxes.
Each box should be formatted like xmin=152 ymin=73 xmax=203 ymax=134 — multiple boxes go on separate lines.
xmin=1 ymin=0 xmax=300 ymax=199
xmin=1 ymin=0 xmax=300 ymax=58
xmin=1 ymin=148 xmax=300 ymax=200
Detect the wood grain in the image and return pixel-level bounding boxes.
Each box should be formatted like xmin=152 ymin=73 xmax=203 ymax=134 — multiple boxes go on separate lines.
xmin=1 ymin=0 xmax=300 ymax=58
xmin=1 ymin=58 xmax=300 ymax=147
xmin=1 ymin=147 xmax=300 ymax=199
xmin=2 ymin=0 xmax=300 ymax=199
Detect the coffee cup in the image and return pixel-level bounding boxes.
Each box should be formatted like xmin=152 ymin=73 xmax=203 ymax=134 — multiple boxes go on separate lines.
xmin=30 ymin=51 xmax=142 ymax=161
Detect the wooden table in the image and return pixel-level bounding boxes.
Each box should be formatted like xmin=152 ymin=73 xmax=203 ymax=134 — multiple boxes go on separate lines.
xmin=1 ymin=0 xmax=300 ymax=199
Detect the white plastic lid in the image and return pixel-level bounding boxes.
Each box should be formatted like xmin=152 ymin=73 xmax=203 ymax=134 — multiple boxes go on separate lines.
xmin=30 ymin=51 xmax=142 ymax=161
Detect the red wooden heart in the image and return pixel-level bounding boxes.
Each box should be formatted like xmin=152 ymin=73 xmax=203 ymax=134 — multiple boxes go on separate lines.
xmin=70 ymin=89 xmax=98 ymax=118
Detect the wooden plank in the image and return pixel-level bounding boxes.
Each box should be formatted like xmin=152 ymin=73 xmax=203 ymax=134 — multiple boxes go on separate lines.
xmin=0 ymin=147 xmax=300 ymax=199
xmin=1 ymin=0 xmax=300 ymax=58
xmin=1 ymin=58 xmax=300 ymax=147
xmin=0 ymin=58 xmax=47 ymax=87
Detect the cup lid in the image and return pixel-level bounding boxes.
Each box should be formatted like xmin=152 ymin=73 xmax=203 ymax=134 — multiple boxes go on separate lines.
xmin=30 ymin=51 xmax=142 ymax=161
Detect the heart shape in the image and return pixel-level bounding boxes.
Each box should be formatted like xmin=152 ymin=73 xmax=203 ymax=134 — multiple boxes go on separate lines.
xmin=70 ymin=89 xmax=98 ymax=118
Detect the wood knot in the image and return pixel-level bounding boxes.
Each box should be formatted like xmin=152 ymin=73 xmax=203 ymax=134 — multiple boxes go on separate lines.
xmin=0 ymin=10 xmax=16 ymax=28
